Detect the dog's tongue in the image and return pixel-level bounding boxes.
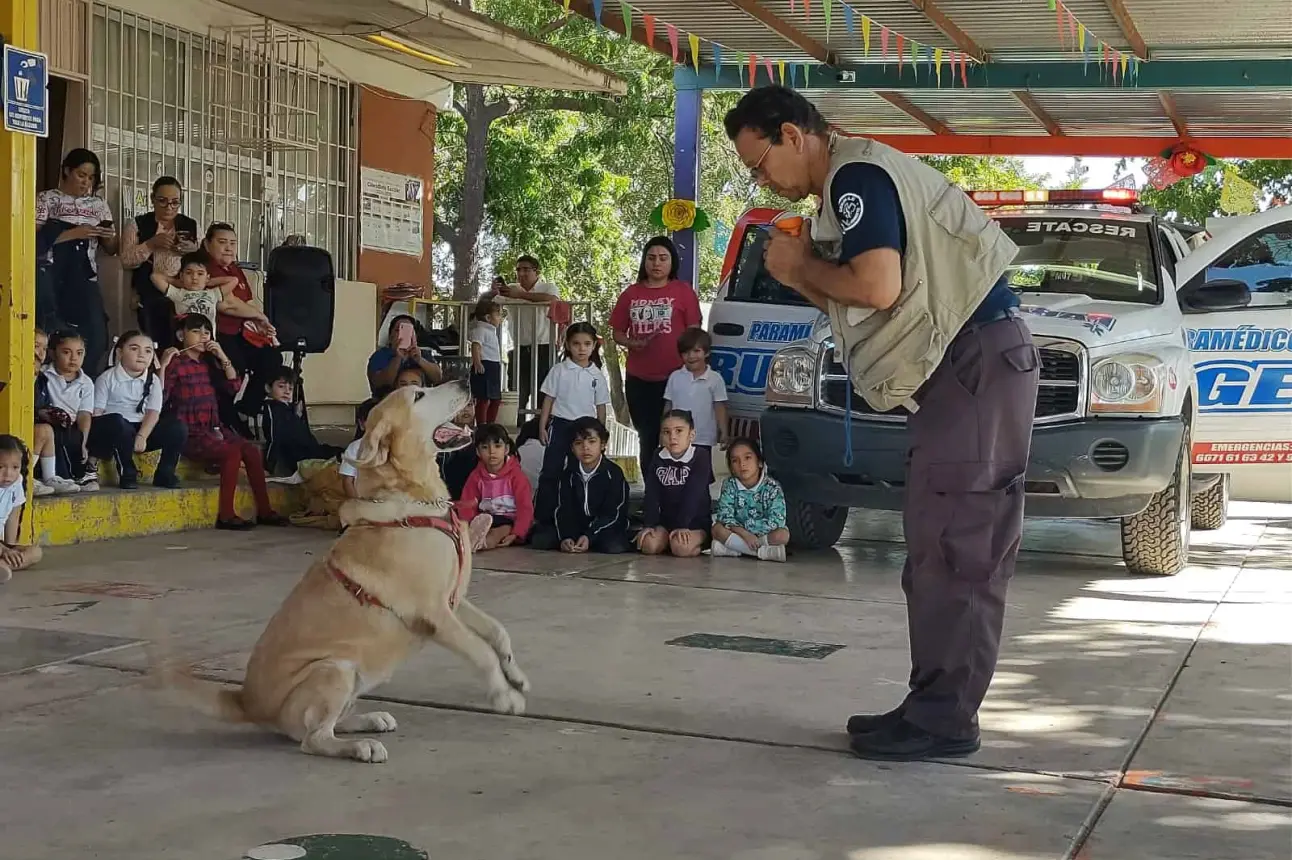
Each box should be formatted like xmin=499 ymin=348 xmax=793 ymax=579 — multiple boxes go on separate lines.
xmin=433 ymin=423 xmax=471 ymax=446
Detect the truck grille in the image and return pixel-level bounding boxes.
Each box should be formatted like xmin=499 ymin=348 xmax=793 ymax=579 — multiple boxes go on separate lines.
xmin=818 ymin=337 xmax=1084 ymax=424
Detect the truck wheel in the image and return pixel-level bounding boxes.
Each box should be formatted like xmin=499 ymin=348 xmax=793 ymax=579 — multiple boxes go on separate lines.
xmin=786 ymin=499 xmax=848 ymax=550
xmin=1120 ymin=427 xmax=1191 ymax=576
xmin=1191 ymin=475 xmax=1230 ymax=531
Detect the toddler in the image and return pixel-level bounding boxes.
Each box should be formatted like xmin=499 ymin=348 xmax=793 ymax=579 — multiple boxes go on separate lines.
xmin=89 ymin=331 xmax=187 ymax=489
xmin=469 ymin=298 xmax=504 ymax=426
xmin=636 ymin=409 xmax=712 ymax=558
xmin=0 ymin=435 xmax=43 ymax=582
xmin=38 ymin=331 xmax=99 ymax=491
xmin=161 ymin=315 xmax=286 ymax=530
xmin=711 ymin=438 xmax=790 ymax=562
xmin=455 ymin=423 xmax=534 ymax=551
xmin=535 ymin=322 xmax=609 ymax=521
xmin=263 ymin=367 xmax=343 ymax=475
xmin=154 ymin=251 xmax=267 ymax=331
xmin=530 ymin=416 xmax=631 ymax=555
xmin=663 ymin=326 xmax=729 ymax=453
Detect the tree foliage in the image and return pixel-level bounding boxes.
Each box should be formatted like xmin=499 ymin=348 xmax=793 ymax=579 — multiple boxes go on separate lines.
xmin=1127 ymin=159 xmax=1292 ymax=226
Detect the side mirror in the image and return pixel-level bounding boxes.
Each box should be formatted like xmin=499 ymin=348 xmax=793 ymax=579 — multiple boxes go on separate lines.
xmin=1180 ymin=278 xmax=1251 ymax=313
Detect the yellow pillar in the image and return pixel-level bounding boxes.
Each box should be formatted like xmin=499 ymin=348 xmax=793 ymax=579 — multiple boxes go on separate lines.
xmin=1 ymin=0 xmax=40 ymax=541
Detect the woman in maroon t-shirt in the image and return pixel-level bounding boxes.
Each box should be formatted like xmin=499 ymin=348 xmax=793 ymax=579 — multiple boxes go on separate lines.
xmin=202 ymin=222 xmax=282 ymax=420
xmin=609 ymin=236 xmax=703 ymax=478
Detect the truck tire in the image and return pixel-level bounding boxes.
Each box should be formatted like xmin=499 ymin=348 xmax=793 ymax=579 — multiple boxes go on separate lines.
xmin=1191 ymin=474 xmax=1230 ymax=531
xmin=786 ymin=499 xmax=849 ymax=550
xmin=1120 ymin=426 xmax=1191 ymax=576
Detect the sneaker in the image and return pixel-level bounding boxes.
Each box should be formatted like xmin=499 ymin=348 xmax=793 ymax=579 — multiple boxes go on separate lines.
xmin=32 ymin=480 xmax=56 ymax=497
xmin=119 ymin=473 xmax=139 ymax=490
xmin=710 ymin=539 xmax=741 ymax=558
xmin=0 ymin=565 xmax=11 ymax=584
xmin=756 ymin=544 xmax=786 ymax=563
xmin=47 ymin=476 xmax=80 ymax=495
xmin=77 ymin=470 xmax=100 ymax=492
xmin=849 ymin=718 xmax=981 ymax=761
xmin=468 ymin=514 xmax=493 ymax=552
xmin=153 ymin=472 xmax=181 ymax=489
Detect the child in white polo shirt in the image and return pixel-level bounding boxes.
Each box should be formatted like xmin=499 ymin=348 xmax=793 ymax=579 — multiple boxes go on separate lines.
xmin=38 ymin=330 xmax=99 ymax=491
xmin=664 ymin=326 xmax=730 ymax=454
xmin=89 ymin=331 xmax=188 ymax=489
xmin=535 ymin=322 xmax=610 ymax=523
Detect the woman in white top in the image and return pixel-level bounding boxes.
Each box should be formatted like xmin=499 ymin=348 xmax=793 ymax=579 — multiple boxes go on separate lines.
xmin=36 ymin=148 xmax=119 ymax=373
xmin=469 ymin=297 xmax=505 ymax=426
xmin=87 ymin=331 xmax=188 ymax=490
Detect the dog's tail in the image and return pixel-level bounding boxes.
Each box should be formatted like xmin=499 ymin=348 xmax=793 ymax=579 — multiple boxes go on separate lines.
xmin=145 ymin=618 xmax=250 ymax=724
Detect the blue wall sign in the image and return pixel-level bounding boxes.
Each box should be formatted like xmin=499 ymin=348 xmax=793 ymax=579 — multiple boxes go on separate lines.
xmin=3 ymin=45 xmax=49 ymax=137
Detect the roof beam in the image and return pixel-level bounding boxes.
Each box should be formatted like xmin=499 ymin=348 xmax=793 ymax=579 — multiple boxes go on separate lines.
xmin=864 ymin=134 xmax=1292 ymax=159
xmin=1101 ymin=0 xmax=1150 ymax=59
xmin=1159 ymin=91 xmax=1189 ymax=138
xmin=720 ymin=0 xmax=835 ymax=65
xmin=676 ymin=58 xmax=1292 ymax=91
xmin=1012 ymin=91 xmax=1063 ymax=136
xmin=908 ymin=0 xmax=987 ymax=63
xmin=875 ymin=92 xmax=951 ymax=135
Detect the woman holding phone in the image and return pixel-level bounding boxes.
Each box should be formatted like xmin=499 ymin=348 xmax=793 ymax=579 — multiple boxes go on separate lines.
xmin=35 ymin=148 xmax=119 ymax=374
xmin=366 ymin=314 xmax=443 ymax=396
xmin=120 ymin=176 xmax=201 ymax=348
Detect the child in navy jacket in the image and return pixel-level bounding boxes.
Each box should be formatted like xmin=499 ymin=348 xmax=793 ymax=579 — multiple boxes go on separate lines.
xmin=637 ymin=409 xmax=712 ymax=558
xmin=530 ymin=416 xmax=631 ymax=554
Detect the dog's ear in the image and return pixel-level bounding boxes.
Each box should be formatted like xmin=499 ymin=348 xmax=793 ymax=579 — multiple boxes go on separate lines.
xmin=354 ymin=412 xmax=394 ymax=469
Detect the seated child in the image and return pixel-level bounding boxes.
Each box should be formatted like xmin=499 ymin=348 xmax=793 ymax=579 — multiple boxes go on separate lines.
xmin=636 ymin=409 xmax=713 ymax=558
xmin=89 ymin=331 xmax=187 ymax=489
xmin=30 ymin=327 xmax=72 ymax=497
xmin=530 ymin=416 xmax=631 ymax=554
xmin=710 ymin=438 xmax=790 ymax=563
xmin=395 ymin=366 xmax=427 ymax=389
xmin=262 ymin=367 xmax=343 ymax=475
xmin=153 ymin=251 xmax=268 ymax=332
xmin=0 ymin=435 xmax=42 ymax=581
xmin=338 ymin=398 xmax=377 ymax=499
xmin=514 ymin=417 xmax=544 ymax=492
xmin=455 ymin=423 xmax=533 ymax=551
xmin=38 ymin=331 xmax=99 ymax=491
xmin=161 ymin=315 xmax=286 ymax=531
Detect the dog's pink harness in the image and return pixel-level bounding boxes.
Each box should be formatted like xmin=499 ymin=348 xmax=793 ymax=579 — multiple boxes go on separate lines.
xmin=329 ymin=508 xmax=468 ymax=611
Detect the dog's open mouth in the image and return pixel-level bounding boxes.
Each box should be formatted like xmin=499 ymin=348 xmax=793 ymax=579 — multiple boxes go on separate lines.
xmin=433 ymin=422 xmax=474 ymax=451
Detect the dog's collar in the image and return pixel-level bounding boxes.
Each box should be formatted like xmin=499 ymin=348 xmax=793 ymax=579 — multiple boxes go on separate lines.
xmin=333 ymin=508 xmax=467 ymax=611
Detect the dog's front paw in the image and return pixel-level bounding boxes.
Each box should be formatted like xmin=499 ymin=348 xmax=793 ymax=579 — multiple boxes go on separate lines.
xmin=349 ymin=739 xmax=389 ymax=764
xmin=365 ymin=711 xmax=398 ymax=733
xmin=489 ymin=686 xmax=526 ymax=716
xmin=503 ymin=660 xmax=530 ymax=694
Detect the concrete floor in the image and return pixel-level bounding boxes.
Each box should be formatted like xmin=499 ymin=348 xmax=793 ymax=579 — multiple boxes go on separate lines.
xmin=2 ymin=505 xmax=1290 ymax=860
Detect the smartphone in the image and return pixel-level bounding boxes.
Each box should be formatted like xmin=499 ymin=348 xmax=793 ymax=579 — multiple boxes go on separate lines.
xmin=99 ymin=220 xmax=114 ymax=229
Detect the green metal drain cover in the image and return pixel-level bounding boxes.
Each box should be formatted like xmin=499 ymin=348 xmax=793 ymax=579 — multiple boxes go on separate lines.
xmin=666 ymin=633 xmax=845 ymax=659
xmin=247 ymin=835 xmax=428 ymax=859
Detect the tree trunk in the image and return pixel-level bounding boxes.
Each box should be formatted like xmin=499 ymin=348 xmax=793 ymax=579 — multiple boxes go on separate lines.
xmin=449 ymin=84 xmax=494 ymax=301
xmin=601 ymin=338 xmax=631 ymax=426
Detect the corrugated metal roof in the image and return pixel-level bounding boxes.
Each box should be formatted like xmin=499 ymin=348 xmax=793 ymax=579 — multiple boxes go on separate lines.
xmin=1168 ymin=91 xmax=1292 ymax=137
xmin=1122 ymin=0 xmax=1292 ymax=47
xmin=932 ymin=0 xmax=1129 ymax=55
xmin=902 ymin=90 xmax=1046 ymax=134
xmin=809 ymin=90 xmax=932 ymax=135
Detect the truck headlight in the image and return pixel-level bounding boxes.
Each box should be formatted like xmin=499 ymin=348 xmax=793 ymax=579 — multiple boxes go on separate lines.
xmin=1090 ymin=354 xmax=1164 ymax=414
xmin=766 ymin=346 xmax=815 ymax=407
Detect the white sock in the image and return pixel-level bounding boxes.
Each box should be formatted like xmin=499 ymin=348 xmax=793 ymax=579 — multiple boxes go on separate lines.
xmin=725 ymin=534 xmax=758 ymax=557
xmin=40 ymin=457 xmax=56 ymax=481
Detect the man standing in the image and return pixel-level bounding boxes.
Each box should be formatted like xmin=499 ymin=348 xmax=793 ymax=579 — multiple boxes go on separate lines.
xmin=499 ymin=254 xmax=559 ymax=425
xmin=724 ymin=87 xmax=1040 ymax=761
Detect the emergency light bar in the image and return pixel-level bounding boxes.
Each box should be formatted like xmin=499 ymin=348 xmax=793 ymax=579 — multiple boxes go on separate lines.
xmin=971 ymin=188 xmax=1139 ymax=205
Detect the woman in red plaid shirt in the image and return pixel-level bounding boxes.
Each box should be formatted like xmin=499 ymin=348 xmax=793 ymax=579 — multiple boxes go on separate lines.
xmin=160 ymin=315 xmax=286 ymax=531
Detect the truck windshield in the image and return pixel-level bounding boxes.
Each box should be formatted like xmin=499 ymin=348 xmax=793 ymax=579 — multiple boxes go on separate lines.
xmin=728 ymin=226 xmax=811 ymax=306
xmin=997 ymin=216 xmax=1160 ymax=305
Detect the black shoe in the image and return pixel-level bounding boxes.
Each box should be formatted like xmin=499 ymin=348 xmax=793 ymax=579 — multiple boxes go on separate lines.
xmin=118 ymin=474 xmax=139 ymax=490
xmin=849 ymin=718 xmax=980 ymax=761
xmin=846 ymin=706 xmax=906 ymax=736
xmin=153 ymin=473 xmax=181 ymax=489
xmin=215 ymin=517 xmax=256 ymax=531
xmin=257 ymin=513 xmax=290 ymax=527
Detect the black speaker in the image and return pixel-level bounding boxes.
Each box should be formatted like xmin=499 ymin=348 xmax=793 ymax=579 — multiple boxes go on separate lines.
xmin=264 ymin=245 xmax=336 ymax=353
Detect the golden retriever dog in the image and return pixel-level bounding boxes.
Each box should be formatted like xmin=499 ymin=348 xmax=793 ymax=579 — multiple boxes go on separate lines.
xmin=156 ymin=381 xmax=529 ymax=763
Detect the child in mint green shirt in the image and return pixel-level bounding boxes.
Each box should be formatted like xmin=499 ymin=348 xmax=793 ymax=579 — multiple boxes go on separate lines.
xmin=710 ymin=438 xmax=789 ymax=563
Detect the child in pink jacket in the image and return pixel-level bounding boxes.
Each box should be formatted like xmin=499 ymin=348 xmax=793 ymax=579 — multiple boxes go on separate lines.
xmin=456 ymin=423 xmax=534 ymax=551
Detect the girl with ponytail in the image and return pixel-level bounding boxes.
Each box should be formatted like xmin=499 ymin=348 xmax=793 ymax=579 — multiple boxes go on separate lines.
xmin=0 ymin=434 xmax=43 ymax=581
xmin=88 ymin=331 xmax=188 ymax=489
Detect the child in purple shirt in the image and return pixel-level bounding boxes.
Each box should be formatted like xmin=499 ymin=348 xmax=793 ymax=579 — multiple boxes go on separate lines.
xmin=636 ymin=409 xmax=712 ymax=557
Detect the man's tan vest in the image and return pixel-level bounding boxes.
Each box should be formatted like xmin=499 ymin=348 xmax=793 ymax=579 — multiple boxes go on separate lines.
xmin=811 ymin=135 xmax=1018 ymax=412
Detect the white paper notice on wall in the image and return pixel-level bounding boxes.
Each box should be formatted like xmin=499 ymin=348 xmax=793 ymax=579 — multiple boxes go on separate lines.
xmin=360 ymin=166 xmax=424 ymax=258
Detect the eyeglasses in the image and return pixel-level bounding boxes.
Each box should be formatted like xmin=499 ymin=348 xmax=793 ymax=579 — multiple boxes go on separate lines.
xmin=748 ymin=140 xmax=774 ymax=181
xmin=153 ymin=197 xmax=182 ymax=209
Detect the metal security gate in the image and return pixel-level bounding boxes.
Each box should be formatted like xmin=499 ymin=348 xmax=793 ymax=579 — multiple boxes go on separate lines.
xmin=88 ymin=4 xmax=357 ymax=275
